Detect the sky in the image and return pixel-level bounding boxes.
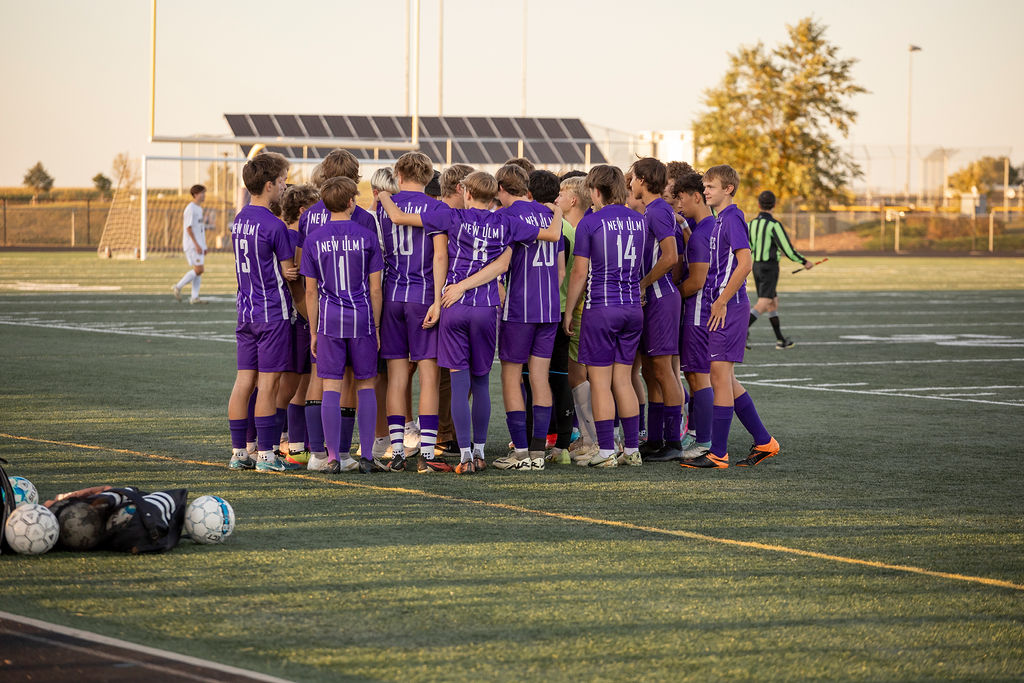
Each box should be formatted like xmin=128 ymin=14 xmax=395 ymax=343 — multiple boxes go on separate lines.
xmin=2 ymin=0 xmax=1022 ymax=192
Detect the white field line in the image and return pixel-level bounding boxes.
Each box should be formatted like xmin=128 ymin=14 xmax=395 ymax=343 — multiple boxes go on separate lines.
xmin=779 ymin=321 xmax=1024 ymax=330
xmin=937 ymin=393 xmax=998 ymax=397
xmin=743 ymin=380 xmax=1024 ymax=408
xmin=0 ymin=611 xmax=291 ymax=683
xmin=873 ymin=385 xmax=1024 ymax=392
xmin=0 ymin=319 xmax=234 ymax=343
xmin=747 ymin=377 xmax=813 ymax=383
xmin=748 ymin=358 xmax=1024 ymax=368
xmin=806 ymin=382 xmax=869 ymax=387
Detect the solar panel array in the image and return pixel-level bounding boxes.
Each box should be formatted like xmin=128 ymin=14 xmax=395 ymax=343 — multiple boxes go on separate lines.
xmin=223 ymin=114 xmax=607 ymax=166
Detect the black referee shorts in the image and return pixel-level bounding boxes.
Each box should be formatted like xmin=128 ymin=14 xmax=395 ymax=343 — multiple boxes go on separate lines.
xmin=752 ymin=261 xmax=780 ymax=299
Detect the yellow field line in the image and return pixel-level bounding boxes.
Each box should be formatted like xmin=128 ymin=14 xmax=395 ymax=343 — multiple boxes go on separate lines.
xmin=5 ymin=432 xmax=1023 ymax=592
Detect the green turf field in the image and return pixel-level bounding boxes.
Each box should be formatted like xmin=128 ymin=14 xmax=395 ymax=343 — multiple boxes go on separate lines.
xmin=1 ymin=253 xmax=1022 ymax=681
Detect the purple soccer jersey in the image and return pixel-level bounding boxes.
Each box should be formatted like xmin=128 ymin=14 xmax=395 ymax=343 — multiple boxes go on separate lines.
xmin=299 ymin=219 xmax=384 ymax=339
xmin=499 ymin=200 xmax=564 ymax=323
xmin=684 ymin=215 xmax=714 ymax=327
xmin=705 ymin=204 xmax=751 ymax=307
xmin=376 ymin=191 xmax=444 ymax=304
xmin=642 ymin=197 xmax=681 ymax=300
xmin=231 ymin=205 xmax=295 ymax=324
xmin=573 ymin=204 xmax=647 ymax=308
xmin=422 ymin=206 xmax=541 ymax=307
xmin=299 ymin=201 xmax=377 ymax=248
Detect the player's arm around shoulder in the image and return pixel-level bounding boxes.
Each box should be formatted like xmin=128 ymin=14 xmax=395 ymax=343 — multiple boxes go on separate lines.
xmin=369 ymin=270 xmax=383 ymax=350
xmin=378 ymin=191 xmax=424 ymax=227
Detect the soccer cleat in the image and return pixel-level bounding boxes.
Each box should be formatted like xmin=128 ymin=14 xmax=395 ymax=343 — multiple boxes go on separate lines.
xmin=680 ymin=432 xmax=696 ymax=450
xmin=619 ymin=450 xmax=642 ymax=467
xmin=255 ymin=456 xmax=291 ymax=473
xmin=776 ymin=338 xmax=794 ymax=349
xmin=338 ymin=455 xmax=360 ymax=472
xmin=171 ymin=285 xmax=183 ymax=302
xmin=359 ymin=457 xmax=386 ymax=474
xmin=189 ymin=298 xmax=208 ymax=305
xmin=529 ymin=450 xmax=546 ymax=470
xmin=285 ymin=450 xmax=310 ymax=466
xmin=434 ymin=440 xmax=459 ymax=457
xmin=639 ymin=439 xmax=664 ymax=457
xmin=568 ymin=437 xmax=592 ymax=453
xmin=681 ymin=441 xmax=712 ymax=460
xmin=736 ymin=437 xmax=780 ymax=467
xmin=474 ymin=456 xmax=487 ymax=471
xmin=387 ymin=454 xmax=409 ymax=472
xmin=643 ymin=444 xmax=685 ymax=462
xmin=745 ymin=332 xmax=752 ymax=350
xmin=307 ymin=452 xmax=329 ymax=471
xmin=320 ymin=459 xmax=342 ymax=474
xmin=493 ymin=453 xmax=529 ymax=470
xmin=455 ymin=460 xmax=475 ymax=474
xmin=417 ymin=455 xmax=453 ymax=474
xmin=587 ymin=451 xmax=619 ymax=468
xmin=404 ymin=422 xmax=421 ymax=449
xmin=229 ymin=453 xmax=255 ymax=470
xmin=277 ymin=458 xmax=303 ymax=471
xmin=679 ymin=452 xmax=729 ymax=469
xmin=572 ymin=443 xmax=600 ymax=466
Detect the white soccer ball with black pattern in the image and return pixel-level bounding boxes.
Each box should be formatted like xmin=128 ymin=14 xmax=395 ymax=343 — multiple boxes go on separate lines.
xmin=184 ymin=495 xmax=235 ymax=544
xmin=4 ymin=503 xmax=59 ymax=555
xmin=8 ymin=476 xmax=39 ymax=507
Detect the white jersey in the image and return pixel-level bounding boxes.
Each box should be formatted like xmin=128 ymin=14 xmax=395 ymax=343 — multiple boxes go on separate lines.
xmin=183 ymin=202 xmax=207 ymax=252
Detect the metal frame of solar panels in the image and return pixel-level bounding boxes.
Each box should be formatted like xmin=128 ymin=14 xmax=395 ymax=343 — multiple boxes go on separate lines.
xmin=224 ymin=114 xmax=607 ymax=167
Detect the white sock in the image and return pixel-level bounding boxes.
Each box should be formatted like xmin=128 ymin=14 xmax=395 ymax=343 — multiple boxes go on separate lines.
xmin=472 ymin=442 xmax=486 ymax=459
xmin=514 ymin=448 xmax=528 ymax=460
xmin=175 ymin=271 xmax=196 ymax=290
xmin=405 ymin=420 xmax=417 ymax=430
xmin=190 ymin=275 xmax=201 ymax=301
xmin=232 ymin=447 xmax=247 ymax=458
xmin=571 ymin=382 xmax=598 ymax=444
xmin=289 ymin=442 xmax=305 ymax=453
xmin=246 ymin=441 xmax=257 ymax=454
xmin=598 ymin=448 xmax=615 ymax=460
xmin=460 ymin=447 xmax=473 ymax=463
xmin=258 ymin=449 xmax=276 ymax=462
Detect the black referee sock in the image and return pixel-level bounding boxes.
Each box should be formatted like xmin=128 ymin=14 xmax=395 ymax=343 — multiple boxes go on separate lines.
xmin=748 ymin=309 xmax=760 ymax=327
xmin=768 ymin=312 xmax=784 ymax=341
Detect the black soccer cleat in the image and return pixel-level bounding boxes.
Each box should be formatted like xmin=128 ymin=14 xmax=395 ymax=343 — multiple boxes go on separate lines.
xmin=639 ymin=439 xmax=664 ymax=457
xmin=679 ymin=452 xmax=729 ymax=469
xmin=775 ymin=338 xmax=794 ymax=349
xmin=387 ymin=454 xmax=409 ymax=472
xmin=644 ymin=443 xmax=685 ymax=462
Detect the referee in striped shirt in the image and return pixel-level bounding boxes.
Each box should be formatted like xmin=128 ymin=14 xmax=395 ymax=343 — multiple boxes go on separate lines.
xmin=747 ymin=191 xmax=812 ymax=349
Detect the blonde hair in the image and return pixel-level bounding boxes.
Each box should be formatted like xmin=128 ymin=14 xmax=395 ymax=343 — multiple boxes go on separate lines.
xmin=560 ymin=176 xmax=592 ymax=211
xmin=703 ymin=164 xmax=741 ymax=196
xmin=370 ymin=167 xmax=399 ymax=194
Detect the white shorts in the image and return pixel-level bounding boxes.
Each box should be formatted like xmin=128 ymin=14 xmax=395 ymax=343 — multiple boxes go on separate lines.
xmin=184 ymin=247 xmax=205 ymax=267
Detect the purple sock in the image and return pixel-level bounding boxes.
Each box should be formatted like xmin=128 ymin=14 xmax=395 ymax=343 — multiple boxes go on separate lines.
xmin=647 ymin=402 xmax=664 ymax=443
xmin=275 ymin=407 xmax=287 ymax=442
xmin=688 ymin=397 xmax=696 ymax=433
xmin=621 ymin=414 xmax=639 ymax=450
xmin=254 ymin=414 xmax=278 ymax=452
xmin=532 ymin=405 xmax=551 ymax=442
xmin=340 ymin=408 xmax=356 ymax=455
xmin=229 ymin=419 xmax=248 ymax=450
xmin=710 ymin=405 xmax=734 ymax=458
xmin=595 ymin=419 xmax=615 ymax=451
xmin=470 ymin=373 xmax=491 ymax=445
xmin=387 ymin=414 xmax=405 ymax=455
xmin=305 ymin=401 xmax=324 ymax=453
xmin=287 ymin=404 xmax=306 ymax=446
xmin=506 ymin=410 xmax=528 ymax=450
xmin=322 ymin=391 xmax=341 ymax=461
xmin=450 ymin=370 xmax=472 ymax=449
xmin=573 ymin=412 xmax=579 ymax=429
xmin=419 ymin=414 xmax=439 ymax=455
xmin=638 ymin=403 xmax=646 ymax=434
xmin=734 ymin=392 xmax=771 ymax=445
xmin=246 ymin=390 xmax=257 ymax=442
xmin=694 ymin=388 xmax=713 ymax=443
xmin=357 ymin=388 xmax=377 ymax=460
xmin=664 ymin=405 xmax=682 ymax=445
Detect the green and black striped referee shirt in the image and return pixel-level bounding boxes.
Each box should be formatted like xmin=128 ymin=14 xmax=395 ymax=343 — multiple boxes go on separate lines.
xmin=748 ymin=212 xmax=806 ymax=264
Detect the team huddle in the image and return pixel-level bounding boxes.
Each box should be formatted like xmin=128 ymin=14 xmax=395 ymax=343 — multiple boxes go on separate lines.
xmin=222 ymin=148 xmax=795 ymax=475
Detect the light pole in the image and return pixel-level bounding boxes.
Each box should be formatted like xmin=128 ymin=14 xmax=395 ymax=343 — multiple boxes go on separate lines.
xmin=905 ymin=44 xmax=922 ymax=202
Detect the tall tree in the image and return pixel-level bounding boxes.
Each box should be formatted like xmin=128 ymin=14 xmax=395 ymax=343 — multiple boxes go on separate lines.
xmin=948 ymin=156 xmax=1021 ymax=197
xmin=23 ymin=162 xmax=55 ymax=202
xmin=111 ymin=152 xmax=140 ymax=190
xmin=93 ymin=172 xmax=113 ymax=198
xmin=694 ymin=18 xmax=866 ymax=209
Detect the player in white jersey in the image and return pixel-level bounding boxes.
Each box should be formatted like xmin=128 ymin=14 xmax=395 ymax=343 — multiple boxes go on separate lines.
xmin=172 ymin=184 xmax=208 ymax=304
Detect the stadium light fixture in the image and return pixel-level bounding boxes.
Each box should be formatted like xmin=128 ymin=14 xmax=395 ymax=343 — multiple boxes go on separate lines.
xmin=905 ymin=44 xmax=922 ymax=201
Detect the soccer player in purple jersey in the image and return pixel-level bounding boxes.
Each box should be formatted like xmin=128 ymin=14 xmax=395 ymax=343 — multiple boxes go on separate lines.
xmin=670 ymin=169 xmax=715 ymax=460
xmin=226 ymin=153 xmax=306 ymax=473
xmin=489 ymin=165 xmax=565 ymax=472
xmin=563 ymin=165 xmax=647 ymax=468
xmin=374 ymin=152 xmax=449 ymax=473
xmin=681 ymin=165 xmax=780 ymax=469
xmin=629 ymin=158 xmax=686 ymax=462
xmin=381 ymin=171 xmax=563 ymax=474
xmin=300 ymin=177 xmax=385 ymax=475
xmin=278 ymin=184 xmax=321 ymax=464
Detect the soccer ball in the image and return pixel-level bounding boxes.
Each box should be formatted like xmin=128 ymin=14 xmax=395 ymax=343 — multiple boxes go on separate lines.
xmin=57 ymin=501 xmax=104 ymax=551
xmin=8 ymin=476 xmax=39 ymax=507
xmin=184 ymin=495 xmax=235 ymax=544
xmin=4 ymin=503 xmax=59 ymax=555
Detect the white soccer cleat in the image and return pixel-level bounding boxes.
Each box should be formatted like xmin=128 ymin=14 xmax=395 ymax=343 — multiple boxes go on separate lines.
xmin=171 ymin=285 xmax=182 ymax=302
xmin=587 ymin=451 xmax=619 ymax=468
xmin=307 ymin=452 xmax=330 ymax=471
xmin=403 ymin=422 xmax=421 ymax=449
